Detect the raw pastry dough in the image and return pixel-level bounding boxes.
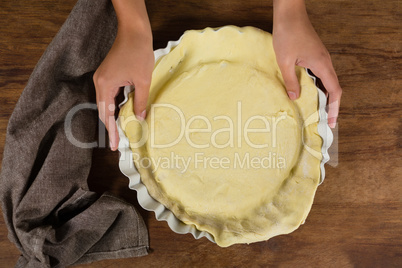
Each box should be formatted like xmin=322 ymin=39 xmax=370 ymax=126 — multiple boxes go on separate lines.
xmin=119 ymin=26 xmax=322 ymax=247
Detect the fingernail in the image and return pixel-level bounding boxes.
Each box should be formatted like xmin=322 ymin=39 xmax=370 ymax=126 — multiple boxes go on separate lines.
xmin=136 ymin=109 xmax=147 ymax=121
xmin=329 ymin=122 xmax=336 ymax=128
xmin=288 ymin=91 xmax=297 ymax=100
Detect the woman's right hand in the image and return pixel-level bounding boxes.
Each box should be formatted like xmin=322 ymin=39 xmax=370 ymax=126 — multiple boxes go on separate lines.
xmin=272 ymin=0 xmax=342 ymax=128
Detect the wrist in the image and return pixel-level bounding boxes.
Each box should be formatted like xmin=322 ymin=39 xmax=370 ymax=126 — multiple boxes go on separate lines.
xmin=118 ymin=20 xmax=152 ymax=42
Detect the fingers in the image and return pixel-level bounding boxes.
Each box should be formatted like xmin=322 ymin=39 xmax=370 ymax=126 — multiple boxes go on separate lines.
xmin=311 ymin=61 xmax=342 ymax=128
xmin=133 ymin=78 xmax=151 ymax=121
xmin=96 ymin=89 xmax=120 ymax=151
xmin=105 ymin=101 xmax=120 ymax=151
xmin=327 ymin=93 xmax=341 ymax=128
xmin=278 ymin=62 xmax=301 ymax=100
xmin=94 ymin=70 xmax=120 ymax=151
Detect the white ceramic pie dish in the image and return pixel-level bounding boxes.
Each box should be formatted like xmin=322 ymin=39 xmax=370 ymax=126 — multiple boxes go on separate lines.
xmin=116 ymin=27 xmax=333 ymax=244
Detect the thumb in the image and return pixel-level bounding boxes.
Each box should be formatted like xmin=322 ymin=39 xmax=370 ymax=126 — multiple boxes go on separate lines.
xmin=133 ymin=80 xmax=151 ymax=120
xmin=279 ymin=63 xmax=301 ymax=100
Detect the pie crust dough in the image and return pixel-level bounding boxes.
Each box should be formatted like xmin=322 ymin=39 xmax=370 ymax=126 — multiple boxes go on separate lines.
xmin=119 ymin=26 xmax=322 ymax=247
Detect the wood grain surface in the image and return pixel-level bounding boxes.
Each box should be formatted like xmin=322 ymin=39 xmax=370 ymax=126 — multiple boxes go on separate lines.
xmin=1 ymin=0 xmax=401 ymax=267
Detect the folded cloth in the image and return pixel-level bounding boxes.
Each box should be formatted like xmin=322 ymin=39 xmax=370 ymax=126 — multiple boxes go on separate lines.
xmin=0 ymin=0 xmax=149 ymax=267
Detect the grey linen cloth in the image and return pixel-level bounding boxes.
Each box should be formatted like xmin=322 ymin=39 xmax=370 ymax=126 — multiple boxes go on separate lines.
xmin=0 ymin=0 xmax=149 ymax=267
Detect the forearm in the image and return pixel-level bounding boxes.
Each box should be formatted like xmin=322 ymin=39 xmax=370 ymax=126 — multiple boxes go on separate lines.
xmin=273 ymin=0 xmax=309 ymax=28
xmin=111 ymin=0 xmax=152 ymax=39
xmin=273 ymin=0 xmax=306 ymax=13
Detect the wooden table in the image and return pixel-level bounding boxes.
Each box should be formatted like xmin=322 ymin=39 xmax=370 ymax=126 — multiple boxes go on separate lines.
xmin=1 ymin=0 xmax=401 ymax=267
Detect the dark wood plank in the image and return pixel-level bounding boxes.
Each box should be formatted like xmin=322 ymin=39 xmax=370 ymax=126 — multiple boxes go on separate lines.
xmin=0 ymin=0 xmax=401 ymax=267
